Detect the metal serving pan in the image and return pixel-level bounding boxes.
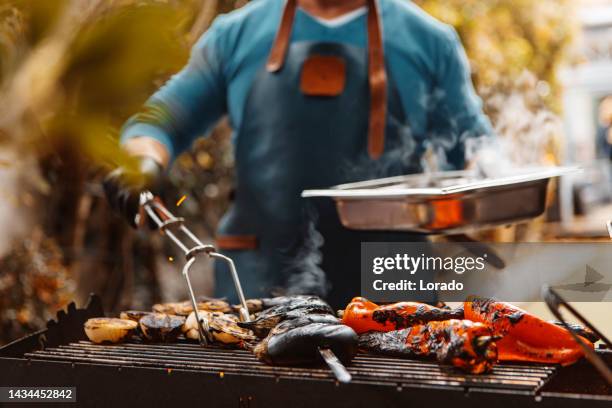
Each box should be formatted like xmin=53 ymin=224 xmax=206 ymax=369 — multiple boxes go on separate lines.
xmin=302 ymin=167 xmax=579 ymax=234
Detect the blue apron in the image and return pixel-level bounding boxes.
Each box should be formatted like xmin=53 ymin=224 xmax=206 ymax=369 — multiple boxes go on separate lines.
xmin=214 ymin=2 xmax=426 ymax=308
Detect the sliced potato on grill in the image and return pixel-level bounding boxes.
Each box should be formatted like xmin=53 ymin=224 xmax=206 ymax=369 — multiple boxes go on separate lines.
xmin=139 ymin=313 xmax=185 ymax=342
xmin=84 ymin=318 xmax=137 ymax=344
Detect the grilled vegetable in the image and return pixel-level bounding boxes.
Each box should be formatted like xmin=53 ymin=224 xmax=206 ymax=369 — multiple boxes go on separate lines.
xmin=358 ymin=319 xmax=498 ymax=374
xmin=119 ymin=310 xmax=151 ymax=323
xmin=266 ymin=314 xmax=343 ymax=335
xmin=465 ymin=297 xmax=592 ymax=365
xmin=234 ymin=295 xmax=315 ymax=314
xmin=183 ymin=311 xmax=256 ymax=345
xmin=254 ymin=317 xmax=358 ymax=366
xmin=238 ymin=296 xmax=334 ymax=337
xmin=84 ymin=318 xmax=137 ymax=344
xmin=495 ymin=335 xmax=586 ymax=366
xmin=342 ymin=297 xmax=464 ymax=334
xmin=549 ymin=320 xmax=600 ymax=343
xmin=139 ymin=313 xmax=185 ymax=342
xmin=153 ymin=298 xmax=231 ymax=315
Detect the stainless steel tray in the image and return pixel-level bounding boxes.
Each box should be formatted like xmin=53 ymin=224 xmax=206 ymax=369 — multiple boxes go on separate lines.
xmin=302 ymin=167 xmax=579 ymax=234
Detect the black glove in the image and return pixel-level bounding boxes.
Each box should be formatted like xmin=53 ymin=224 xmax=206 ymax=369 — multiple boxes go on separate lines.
xmin=103 ymin=156 xmax=164 ymax=228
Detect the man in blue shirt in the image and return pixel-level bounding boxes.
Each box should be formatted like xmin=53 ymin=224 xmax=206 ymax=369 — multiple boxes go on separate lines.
xmin=105 ymin=0 xmax=492 ymax=307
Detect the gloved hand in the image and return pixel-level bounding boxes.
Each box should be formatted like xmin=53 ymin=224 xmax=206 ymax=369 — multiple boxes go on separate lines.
xmin=103 ymin=156 xmax=164 ymax=228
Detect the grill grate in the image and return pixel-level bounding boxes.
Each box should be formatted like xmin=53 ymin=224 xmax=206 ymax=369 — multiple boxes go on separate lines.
xmin=25 ymin=340 xmax=556 ymax=392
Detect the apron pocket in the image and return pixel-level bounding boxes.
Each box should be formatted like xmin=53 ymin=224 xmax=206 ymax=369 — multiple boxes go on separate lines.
xmin=300 ymin=55 xmax=346 ymax=97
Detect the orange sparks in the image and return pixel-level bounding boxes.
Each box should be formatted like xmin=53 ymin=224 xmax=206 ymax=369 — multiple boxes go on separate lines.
xmin=176 ymin=195 xmax=187 ymax=207
xmin=168 ymin=257 xmax=174 ymax=262
xmin=219 ymin=371 xmax=225 ymax=379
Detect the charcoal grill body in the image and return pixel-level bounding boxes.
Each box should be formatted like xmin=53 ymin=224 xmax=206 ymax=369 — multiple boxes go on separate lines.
xmin=1 ymin=296 xmax=610 ymax=408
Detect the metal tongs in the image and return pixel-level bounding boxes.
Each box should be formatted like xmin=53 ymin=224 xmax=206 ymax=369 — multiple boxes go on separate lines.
xmin=138 ymin=192 xmax=352 ymax=383
xmin=540 ymin=219 xmax=612 ymax=386
xmin=138 ymin=191 xmax=251 ymax=345
xmin=541 ymin=220 xmax=612 ymax=385
xmin=543 ymin=286 xmax=612 ymax=385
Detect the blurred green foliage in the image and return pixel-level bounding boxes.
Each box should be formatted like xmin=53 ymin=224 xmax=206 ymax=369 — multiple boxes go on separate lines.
xmin=0 ymin=0 xmax=239 ymax=341
xmin=414 ymin=0 xmax=575 ymax=111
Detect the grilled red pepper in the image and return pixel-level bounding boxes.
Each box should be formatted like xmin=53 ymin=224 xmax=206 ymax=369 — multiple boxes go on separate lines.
xmin=342 ymin=297 xmax=463 ymax=334
xmin=358 ymin=319 xmax=498 ymax=374
xmin=465 ymin=297 xmax=592 ymax=365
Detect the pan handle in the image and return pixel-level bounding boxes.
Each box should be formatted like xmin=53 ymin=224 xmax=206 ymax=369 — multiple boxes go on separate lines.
xmin=445 ymin=234 xmax=506 ymax=269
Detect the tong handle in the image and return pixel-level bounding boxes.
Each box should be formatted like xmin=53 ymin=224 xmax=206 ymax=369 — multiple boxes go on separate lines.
xmin=543 ymin=286 xmax=612 ymax=386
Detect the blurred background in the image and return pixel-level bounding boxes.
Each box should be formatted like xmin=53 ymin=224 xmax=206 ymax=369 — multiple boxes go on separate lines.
xmin=0 ymin=0 xmax=610 ymax=344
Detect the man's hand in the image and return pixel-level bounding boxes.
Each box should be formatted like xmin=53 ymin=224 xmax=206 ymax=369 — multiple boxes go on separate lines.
xmin=103 ymin=156 xmax=164 ymax=228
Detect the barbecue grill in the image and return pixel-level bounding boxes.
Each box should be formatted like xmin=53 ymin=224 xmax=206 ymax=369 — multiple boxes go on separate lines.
xmin=1 ymin=295 xmax=610 ymax=407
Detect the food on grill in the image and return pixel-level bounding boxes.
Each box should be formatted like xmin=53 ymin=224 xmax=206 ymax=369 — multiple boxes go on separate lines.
xmin=183 ymin=311 xmax=256 ymax=345
xmin=549 ymin=320 xmax=601 ymax=343
xmin=234 ymin=295 xmax=315 ymax=314
xmin=119 ymin=310 xmax=151 ymax=323
xmin=465 ymin=297 xmax=575 ymax=346
xmin=153 ymin=298 xmax=231 ymax=315
xmin=254 ymin=315 xmax=358 ymax=366
xmin=358 ymin=319 xmax=498 ymax=374
xmin=341 ymin=297 xmax=464 ymax=334
xmin=257 ymin=313 xmax=344 ymax=334
xmin=139 ymin=313 xmax=185 ymax=342
xmin=465 ymin=297 xmax=592 ymax=365
xmin=152 ymin=302 xmax=188 ymax=315
xmin=494 ymin=335 xmax=587 ymax=366
xmin=84 ymin=318 xmax=138 ymax=344
xmin=238 ymin=296 xmax=334 ymax=337
xmin=431 ymin=301 xmax=453 ymax=310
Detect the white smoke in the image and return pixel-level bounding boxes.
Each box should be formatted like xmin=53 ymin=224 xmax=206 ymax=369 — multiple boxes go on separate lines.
xmin=469 ymin=71 xmax=563 ymax=176
xmin=283 ymin=206 xmax=329 ymax=297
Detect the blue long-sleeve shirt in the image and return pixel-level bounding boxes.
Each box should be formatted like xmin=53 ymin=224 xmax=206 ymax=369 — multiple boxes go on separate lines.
xmin=121 ymin=0 xmax=492 ymax=168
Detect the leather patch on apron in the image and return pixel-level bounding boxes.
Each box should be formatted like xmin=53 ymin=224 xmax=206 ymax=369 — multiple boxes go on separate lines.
xmin=216 ymin=235 xmax=258 ymax=250
xmin=300 ymin=55 xmax=346 ymax=97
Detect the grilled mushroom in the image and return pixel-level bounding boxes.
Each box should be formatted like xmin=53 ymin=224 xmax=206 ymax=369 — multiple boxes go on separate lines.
xmin=119 ymin=310 xmax=151 ymax=323
xmin=84 ymin=318 xmax=137 ymax=344
xmin=139 ymin=313 xmax=185 ymax=342
xmin=153 ymin=299 xmax=232 ymax=315
xmin=183 ymin=311 xmax=256 ymax=345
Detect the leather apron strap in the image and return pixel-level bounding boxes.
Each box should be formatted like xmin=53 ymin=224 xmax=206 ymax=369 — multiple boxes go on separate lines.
xmin=216 ymin=234 xmax=258 ymax=250
xmin=365 ymin=0 xmax=386 ymax=159
xmin=266 ymin=0 xmax=387 ymax=159
xmin=266 ymin=0 xmax=298 ymax=72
